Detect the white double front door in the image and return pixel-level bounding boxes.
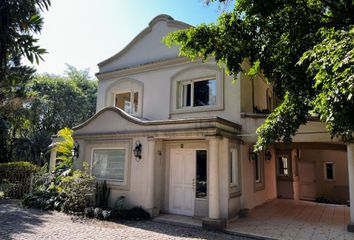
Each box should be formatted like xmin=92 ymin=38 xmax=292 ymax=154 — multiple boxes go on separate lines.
xmin=169 ymin=149 xmax=196 ymax=216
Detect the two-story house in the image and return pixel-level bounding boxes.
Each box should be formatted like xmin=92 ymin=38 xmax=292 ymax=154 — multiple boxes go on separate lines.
xmin=51 ymin=15 xmax=353 ymax=230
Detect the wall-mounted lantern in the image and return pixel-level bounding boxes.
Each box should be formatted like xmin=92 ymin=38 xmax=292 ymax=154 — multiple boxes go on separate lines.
xmin=72 ymin=141 xmax=80 ymax=159
xmin=265 ymin=150 xmax=272 ymax=161
xmin=249 ymin=147 xmax=258 ymax=161
xmin=133 ymin=140 xmax=142 ymax=161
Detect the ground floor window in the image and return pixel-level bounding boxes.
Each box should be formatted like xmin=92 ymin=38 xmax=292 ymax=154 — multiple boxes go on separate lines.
xmin=254 ymin=151 xmax=265 ymax=191
xmin=230 ymin=148 xmax=239 ymax=187
xmin=196 ymin=150 xmax=207 ymax=198
xmin=324 ymin=162 xmax=335 ymax=181
xmin=255 ymin=153 xmax=261 ymax=183
xmin=278 ymin=155 xmax=290 ymax=176
xmin=91 ymin=148 xmax=126 ymax=182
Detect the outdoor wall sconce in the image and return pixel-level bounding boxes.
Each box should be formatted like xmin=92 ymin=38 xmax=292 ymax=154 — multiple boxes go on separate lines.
xmin=249 ymin=147 xmax=258 ymax=161
xmin=133 ymin=140 xmax=142 ymax=162
xmin=72 ymin=141 xmax=80 ymax=159
xmin=265 ymin=150 xmax=272 ymax=161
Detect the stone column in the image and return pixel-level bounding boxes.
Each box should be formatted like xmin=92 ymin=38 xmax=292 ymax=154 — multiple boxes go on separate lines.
xmin=146 ymin=138 xmax=156 ymax=216
xmin=209 ymin=137 xmax=220 ymax=219
xmin=347 ymin=144 xmax=354 ymax=232
xmin=49 ymin=143 xmax=57 ymax=171
xmin=202 ymin=136 xmax=226 ymax=230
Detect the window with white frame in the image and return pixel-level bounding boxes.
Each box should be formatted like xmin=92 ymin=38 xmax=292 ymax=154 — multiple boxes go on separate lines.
xmin=115 ymin=91 xmax=138 ymax=114
xmin=254 ymin=154 xmax=261 ymax=183
xmin=253 ymin=152 xmax=265 ymax=191
xmin=230 ymin=148 xmax=239 ymax=187
xmin=179 ymin=78 xmax=216 ymax=108
xmin=278 ymin=155 xmax=290 ymax=176
xmin=324 ymin=162 xmax=335 ymax=181
xmin=91 ymin=148 xmax=126 ymax=182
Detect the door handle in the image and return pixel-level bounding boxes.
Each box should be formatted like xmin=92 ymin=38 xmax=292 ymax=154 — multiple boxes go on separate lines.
xmin=192 ymin=178 xmax=195 ymax=192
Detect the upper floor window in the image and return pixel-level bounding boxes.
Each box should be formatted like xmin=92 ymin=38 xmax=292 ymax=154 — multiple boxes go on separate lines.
xmin=179 ymin=78 xmax=216 ymax=108
xmin=115 ymin=91 xmax=138 ymax=115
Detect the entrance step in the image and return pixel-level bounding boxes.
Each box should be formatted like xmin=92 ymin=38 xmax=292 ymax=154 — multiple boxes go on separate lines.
xmin=153 ymin=214 xmax=202 ymax=228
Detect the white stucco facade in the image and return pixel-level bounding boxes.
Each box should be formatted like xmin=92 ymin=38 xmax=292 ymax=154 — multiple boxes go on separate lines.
xmin=52 ymin=14 xmax=351 ymax=229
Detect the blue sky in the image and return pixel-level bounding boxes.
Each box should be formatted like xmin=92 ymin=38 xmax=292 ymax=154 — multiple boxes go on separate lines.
xmin=32 ymin=0 xmax=233 ymax=77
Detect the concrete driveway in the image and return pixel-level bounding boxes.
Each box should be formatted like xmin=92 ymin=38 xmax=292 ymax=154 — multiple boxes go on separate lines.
xmin=227 ymin=199 xmax=354 ymax=240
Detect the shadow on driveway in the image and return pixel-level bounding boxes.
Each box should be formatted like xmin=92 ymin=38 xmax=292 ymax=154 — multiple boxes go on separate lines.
xmin=0 ymin=200 xmax=53 ymax=239
xmin=106 ymin=220 xmax=255 ymax=240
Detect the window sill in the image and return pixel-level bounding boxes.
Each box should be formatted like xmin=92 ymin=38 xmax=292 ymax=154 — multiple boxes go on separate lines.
xmin=94 ymin=179 xmax=129 ymax=190
xmin=170 ymin=105 xmax=223 ymax=115
xmin=324 ymin=179 xmax=336 ymax=182
xmin=229 ymin=191 xmax=241 ymax=198
xmin=254 ymin=182 xmax=265 ymax=192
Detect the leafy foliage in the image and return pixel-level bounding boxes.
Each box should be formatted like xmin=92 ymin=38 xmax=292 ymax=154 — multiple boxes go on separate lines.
xmin=22 ymin=128 xmax=95 ymax=214
xmin=0 ymin=66 xmax=97 ymax=164
xmin=0 ymin=161 xmax=40 ymax=198
xmin=164 ymin=0 xmax=354 ymax=149
xmin=0 ymin=161 xmax=40 ymax=173
xmin=54 ymin=128 xmax=74 ymax=168
xmin=0 ymin=0 xmax=50 ymax=82
xmin=299 ymin=26 xmax=354 ymax=142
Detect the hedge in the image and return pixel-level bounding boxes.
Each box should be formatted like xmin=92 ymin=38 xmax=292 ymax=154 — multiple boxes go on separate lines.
xmin=0 ymin=161 xmax=41 ymax=199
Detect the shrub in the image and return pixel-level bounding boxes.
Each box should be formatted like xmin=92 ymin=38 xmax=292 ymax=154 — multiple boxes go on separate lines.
xmin=22 ymin=168 xmax=95 ymax=213
xmin=0 ymin=161 xmax=41 ymax=198
xmin=22 ymin=128 xmax=95 ymax=214
xmin=0 ymin=161 xmax=41 ymax=173
xmin=110 ymin=196 xmax=150 ymax=221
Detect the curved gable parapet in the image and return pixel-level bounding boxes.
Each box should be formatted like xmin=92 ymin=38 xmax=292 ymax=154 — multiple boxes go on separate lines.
xmin=148 ymin=14 xmax=191 ymax=28
xmin=73 ymin=106 xmax=146 ymax=131
xmin=73 ymin=106 xmax=241 ymax=136
xmin=98 ymin=14 xmax=192 ymax=73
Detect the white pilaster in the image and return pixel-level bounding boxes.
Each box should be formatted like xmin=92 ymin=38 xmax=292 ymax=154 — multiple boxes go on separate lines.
xmin=208 ymin=137 xmax=220 ymax=219
xmin=146 ymin=138 xmax=156 ymax=211
xmin=347 ymin=144 xmax=354 ymax=231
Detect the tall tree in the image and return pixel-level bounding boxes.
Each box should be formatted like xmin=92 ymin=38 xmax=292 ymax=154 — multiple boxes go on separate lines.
xmin=0 ymin=0 xmax=50 ymax=82
xmin=164 ymin=0 xmax=354 ymax=149
xmin=0 ymin=0 xmax=50 ymax=162
xmin=15 ymin=66 xmax=97 ymax=164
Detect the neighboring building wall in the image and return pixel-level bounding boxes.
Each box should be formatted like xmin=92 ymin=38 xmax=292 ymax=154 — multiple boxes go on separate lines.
xmin=299 ymin=149 xmax=349 ymax=203
xmin=241 ymin=144 xmax=277 ymax=209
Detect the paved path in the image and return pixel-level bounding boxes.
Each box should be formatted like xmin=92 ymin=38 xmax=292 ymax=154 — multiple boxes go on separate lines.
xmin=227 ymin=199 xmax=354 ymax=240
xmin=0 ymin=202 xmax=252 ymax=240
